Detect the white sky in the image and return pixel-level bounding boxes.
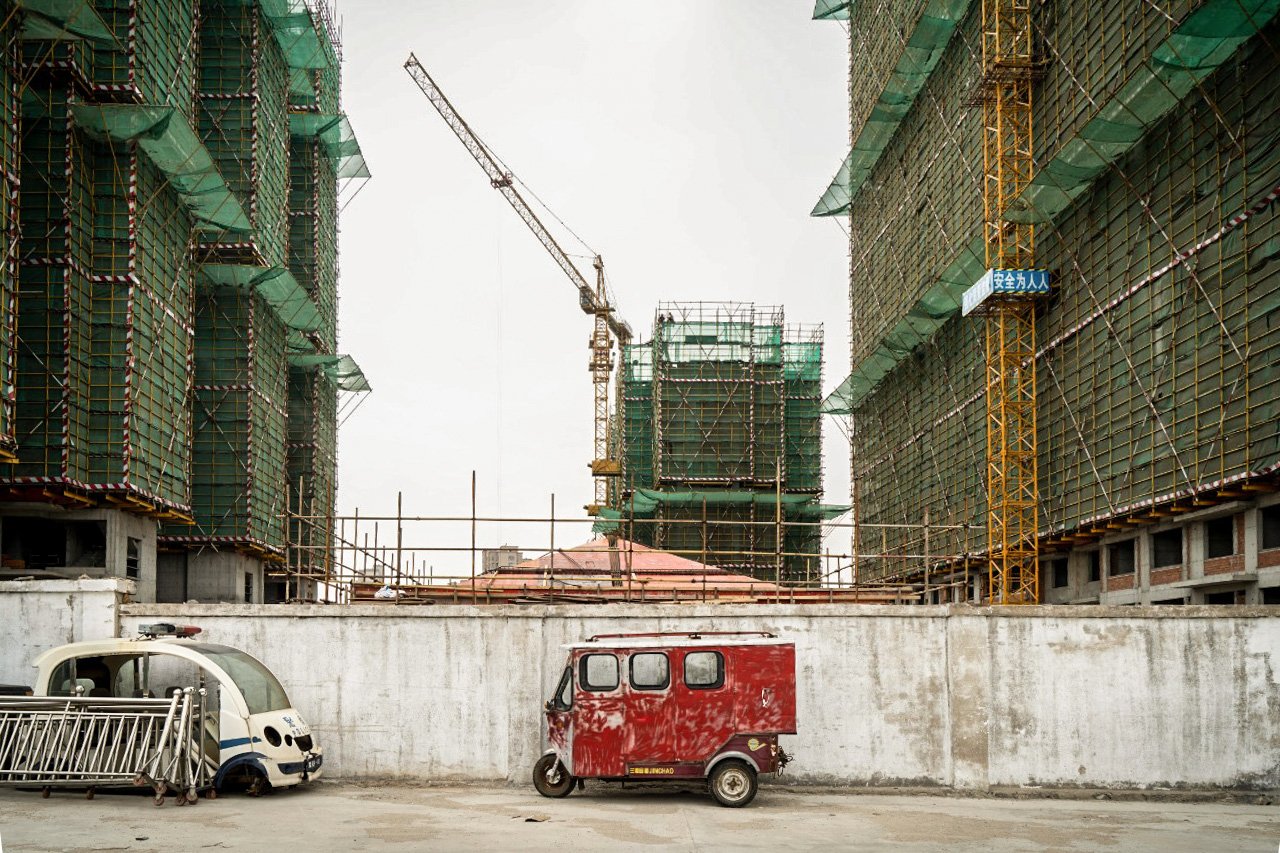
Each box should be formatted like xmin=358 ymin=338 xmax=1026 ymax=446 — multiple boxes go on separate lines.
xmin=333 ymin=1 xmax=850 ymax=560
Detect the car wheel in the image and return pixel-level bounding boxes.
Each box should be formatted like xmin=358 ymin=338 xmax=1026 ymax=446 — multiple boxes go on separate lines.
xmin=708 ymin=759 xmax=757 ymax=807
xmin=532 ymin=753 xmax=574 ymax=798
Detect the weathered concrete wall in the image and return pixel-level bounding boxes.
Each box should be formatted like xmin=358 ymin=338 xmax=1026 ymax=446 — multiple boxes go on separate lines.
xmin=105 ymin=604 xmax=1280 ymax=790
xmin=0 ymin=579 xmax=131 ymax=685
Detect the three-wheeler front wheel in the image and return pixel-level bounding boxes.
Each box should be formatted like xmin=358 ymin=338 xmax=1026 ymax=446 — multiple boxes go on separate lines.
xmin=532 ymin=754 xmax=575 ymax=798
xmin=708 ymin=759 xmax=757 ymax=807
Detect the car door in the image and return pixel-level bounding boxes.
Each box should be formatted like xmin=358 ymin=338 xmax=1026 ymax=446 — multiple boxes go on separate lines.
xmin=569 ymin=651 xmax=626 ymax=777
xmin=674 ymin=648 xmax=736 ymax=760
xmin=621 ymin=650 xmax=678 ymax=765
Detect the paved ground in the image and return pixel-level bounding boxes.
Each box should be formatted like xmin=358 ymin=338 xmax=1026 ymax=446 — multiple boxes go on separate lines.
xmin=0 ymin=782 xmax=1277 ymax=852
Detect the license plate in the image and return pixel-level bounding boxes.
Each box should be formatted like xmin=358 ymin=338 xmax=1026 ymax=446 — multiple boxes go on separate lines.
xmin=305 ymin=754 xmax=323 ymax=773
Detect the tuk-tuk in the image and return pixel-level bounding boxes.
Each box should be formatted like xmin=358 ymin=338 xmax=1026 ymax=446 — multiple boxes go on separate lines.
xmin=535 ymin=631 xmax=796 ymax=807
xmin=30 ymin=624 xmax=322 ymax=793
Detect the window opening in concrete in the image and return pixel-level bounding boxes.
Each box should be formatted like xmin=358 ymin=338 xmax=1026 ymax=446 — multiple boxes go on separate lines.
xmin=244 ymin=571 xmax=253 ymax=603
xmin=1087 ymin=551 xmax=1101 ymax=583
xmin=630 ymin=653 xmax=670 ymax=691
xmin=580 ymin=654 xmax=619 ymax=691
xmin=2 ymin=518 xmax=66 ymax=571
xmin=1262 ymin=587 xmax=1280 ymax=605
xmin=67 ymin=522 xmax=107 ymax=568
xmin=1153 ymin=529 xmax=1182 ymax=568
xmin=1204 ymin=590 xmax=1241 ymax=605
xmin=684 ymin=651 xmax=724 ymax=689
xmin=1205 ymin=516 xmax=1236 ymax=558
xmin=1108 ymin=540 xmax=1135 ymax=575
xmin=1262 ymin=506 xmax=1280 ymax=550
xmin=1049 ymin=559 xmax=1068 ymax=588
xmin=1152 ymin=597 xmax=1186 ymax=605
xmin=125 ymin=538 xmax=140 ymax=579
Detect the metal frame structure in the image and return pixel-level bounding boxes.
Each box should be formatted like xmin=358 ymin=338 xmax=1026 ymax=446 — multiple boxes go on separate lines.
xmin=979 ymin=0 xmax=1040 ymax=604
xmin=0 ymin=690 xmax=212 ymax=804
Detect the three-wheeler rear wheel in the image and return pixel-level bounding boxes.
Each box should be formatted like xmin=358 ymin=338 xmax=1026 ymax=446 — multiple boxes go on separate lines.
xmin=532 ymin=754 xmax=574 ymax=798
xmin=708 ymin=759 xmax=757 ymax=807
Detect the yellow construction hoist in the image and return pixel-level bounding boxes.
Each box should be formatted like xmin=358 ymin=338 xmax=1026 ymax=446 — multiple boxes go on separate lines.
xmin=962 ymin=0 xmax=1050 ymax=604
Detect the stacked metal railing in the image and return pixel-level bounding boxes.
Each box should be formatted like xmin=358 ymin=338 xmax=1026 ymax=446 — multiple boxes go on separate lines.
xmin=0 ymin=689 xmax=214 ymax=805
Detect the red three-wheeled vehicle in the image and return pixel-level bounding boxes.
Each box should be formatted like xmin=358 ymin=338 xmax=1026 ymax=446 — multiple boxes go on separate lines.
xmin=534 ymin=632 xmax=796 ymax=807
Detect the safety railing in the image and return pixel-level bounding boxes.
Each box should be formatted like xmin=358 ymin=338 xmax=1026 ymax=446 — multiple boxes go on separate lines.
xmin=0 ymin=689 xmax=214 ymax=805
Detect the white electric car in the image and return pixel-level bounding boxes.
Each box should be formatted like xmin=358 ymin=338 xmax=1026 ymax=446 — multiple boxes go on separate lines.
xmin=30 ymin=625 xmax=322 ymax=792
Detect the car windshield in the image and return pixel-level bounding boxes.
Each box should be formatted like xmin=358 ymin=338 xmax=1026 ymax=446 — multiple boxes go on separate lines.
xmin=195 ymin=646 xmax=292 ymax=715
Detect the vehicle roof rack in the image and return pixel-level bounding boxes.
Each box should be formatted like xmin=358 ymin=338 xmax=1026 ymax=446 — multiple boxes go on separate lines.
xmin=586 ymin=631 xmax=777 ymax=642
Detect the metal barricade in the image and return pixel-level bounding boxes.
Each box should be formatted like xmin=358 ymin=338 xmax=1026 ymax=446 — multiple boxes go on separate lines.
xmin=0 ymin=689 xmax=215 ymax=805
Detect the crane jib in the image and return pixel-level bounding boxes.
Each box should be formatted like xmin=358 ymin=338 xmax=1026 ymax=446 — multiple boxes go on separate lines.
xmin=405 ymin=51 xmax=630 ymax=511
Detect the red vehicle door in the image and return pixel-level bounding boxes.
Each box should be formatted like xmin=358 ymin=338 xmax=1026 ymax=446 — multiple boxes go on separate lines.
xmin=674 ymin=646 xmax=737 ymax=760
xmin=569 ymin=650 xmax=626 ymax=777
xmin=731 ymin=643 xmax=797 ymax=734
xmin=621 ymin=649 xmax=678 ymax=765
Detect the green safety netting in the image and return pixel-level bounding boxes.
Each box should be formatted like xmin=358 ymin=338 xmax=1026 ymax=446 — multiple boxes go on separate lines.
xmin=1008 ymin=0 xmax=1280 ymax=224
xmin=813 ymin=0 xmax=850 ymax=20
xmin=821 ymin=0 xmax=1279 ymax=414
xmin=823 ymin=236 xmax=984 ymax=414
xmin=784 ymin=341 xmax=823 ymax=381
xmin=71 ymin=104 xmax=251 ymax=234
xmin=17 ymin=0 xmax=119 ymax=44
xmin=288 ymin=353 xmax=371 ymax=392
xmin=199 ymin=264 xmax=323 ymax=333
xmin=812 ymin=0 xmax=972 ymax=217
xmin=264 ymin=8 xmax=332 ymax=71
xmin=594 ymin=490 xmax=849 ymax=532
xmin=215 ymin=0 xmax=334 ymax=69
xmin=289 ymin=112 xmax=371 ymax=179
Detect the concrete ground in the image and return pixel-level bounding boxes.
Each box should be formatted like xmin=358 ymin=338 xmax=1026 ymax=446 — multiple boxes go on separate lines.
xmin=0 ymin=783 xmax=1277 ymax=852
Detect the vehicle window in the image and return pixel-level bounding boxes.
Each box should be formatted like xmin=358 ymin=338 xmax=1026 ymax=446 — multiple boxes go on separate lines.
xmin=48 ymin=660 xmax=77 ymax=696
xmin=197 ymin=647 xmax=291 ymax=714
xmin=684 ymin=651 xmax=724 ymax=689
xmin=580 ymin=654 xmax=619 ymax=691
xmin=70 ymin=656 xmax=112 ymax=696
xmin=550 ymin=666 xmax=572 ymax=710
xmin=108 ymin=655 xmax=145 ymax=697
xmin=145 ymin=653 xmax=204 ymax=700
xmin=630 ymin=653 xmax=669 ymax=690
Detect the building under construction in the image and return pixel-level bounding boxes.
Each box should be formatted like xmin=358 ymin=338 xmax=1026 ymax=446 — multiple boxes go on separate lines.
xmin=0 ymin=0 xmax=367 ymax=602
xmin=606 ymin=302 xmax=833 ymax=583
xmin=813 ymin=0 xmax=1280 ymax=603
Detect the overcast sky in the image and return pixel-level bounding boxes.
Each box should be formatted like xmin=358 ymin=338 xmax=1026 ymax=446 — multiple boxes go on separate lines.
xmin=333 ymin=1 xmax=849 ymax=561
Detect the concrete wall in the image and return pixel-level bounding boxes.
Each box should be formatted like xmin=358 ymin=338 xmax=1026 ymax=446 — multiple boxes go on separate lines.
xmin=100 ymin=603 xmax=1280 ymax=791
xmin=161 ymin=551 xmax=264 ymax=604
xmin=0 ymin=579 xmax=132 ymax=685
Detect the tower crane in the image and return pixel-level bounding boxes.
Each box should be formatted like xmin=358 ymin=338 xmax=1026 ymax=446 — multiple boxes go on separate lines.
xmin=404 ymin=53 xmax=632 ymax=516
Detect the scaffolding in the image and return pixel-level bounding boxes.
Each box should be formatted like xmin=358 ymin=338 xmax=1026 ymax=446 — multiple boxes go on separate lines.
xmin=12 ymin=51 xmax=198 ymax=516
xmin=612 ymin=303 xmax=830 ymax=581
xmin=815 ymin=0 xmax=1280 ymax=589
xmin=0 ymin=1 xmax=365 ymax=574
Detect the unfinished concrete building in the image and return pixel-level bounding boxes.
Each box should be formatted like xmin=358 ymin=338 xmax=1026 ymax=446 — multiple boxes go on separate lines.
xmin=813 ymin=0 xmax=1280 ymax=603
xmin=0 ymin=0 xmax=367 ymax=603
xmin=607 ymin=302 xmax=831 ymax=582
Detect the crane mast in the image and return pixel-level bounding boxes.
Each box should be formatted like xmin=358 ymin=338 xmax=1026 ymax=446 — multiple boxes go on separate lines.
xmin=404 ymin=53 xmax=632 ymax=515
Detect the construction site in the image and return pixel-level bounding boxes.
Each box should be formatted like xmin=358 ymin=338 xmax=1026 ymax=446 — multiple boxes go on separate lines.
xmin=813 ymin=0 xmax=1280 ymax=606
xmin=0 ymin=0 xmax=1274 ymax=617
xmin=0 ymin=0 xmax=368 ymax=604
xmin=0 ymin=4 xmax=1279 ymax=837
